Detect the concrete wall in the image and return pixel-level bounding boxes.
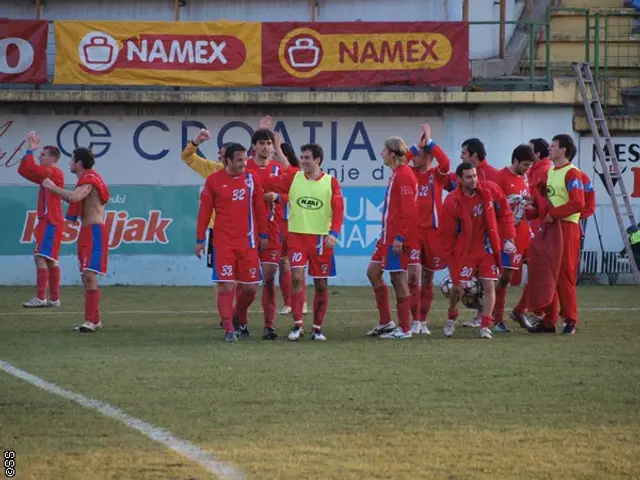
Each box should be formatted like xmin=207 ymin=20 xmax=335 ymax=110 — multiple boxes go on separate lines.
xmin=0 ymin=103 xmax=590 ymax=287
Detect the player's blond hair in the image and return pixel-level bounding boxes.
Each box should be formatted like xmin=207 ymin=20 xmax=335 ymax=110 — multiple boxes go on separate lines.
xmin=384 ymin=136 xmax=408 ymax=164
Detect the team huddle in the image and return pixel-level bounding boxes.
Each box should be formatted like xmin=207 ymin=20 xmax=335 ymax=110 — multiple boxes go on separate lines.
xmin=17 ymin=118 xmax=595 ymax=341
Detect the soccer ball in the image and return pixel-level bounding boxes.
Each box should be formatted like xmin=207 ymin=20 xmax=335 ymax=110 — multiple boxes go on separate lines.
xmin=461 ymin=277 xmax=483 ymax=309
xmin=440 ymin=276 xmax=454 ymax=298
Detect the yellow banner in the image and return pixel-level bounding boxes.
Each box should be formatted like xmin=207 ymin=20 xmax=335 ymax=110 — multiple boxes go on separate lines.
xmin=54 ymin=20 xmax=262 ymax=87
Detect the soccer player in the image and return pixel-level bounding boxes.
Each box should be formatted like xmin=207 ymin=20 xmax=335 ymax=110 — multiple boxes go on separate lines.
xmin=42 ymin=147 xmax=110 ymax=332
xmin=195 ymin=143 xmax=269 ymax=343
xmin=492 ymin=144 xmax=535 ymax=331
xmin=274 ymin=139 xmax=308 ymax=316
xmin=275 ymin=143 xmax=344 ymax=341
xmin=460 ymin=137 xmax=501 ymax=184
xmin=439 ymin=162 xmax=516 ymax=339
xmin=525 ymin=134 xmax=585 ymax=335
xmin=404 ymin=124 xmax=451 ymax=335
xmin=17 ymin=132 xmax=64 ymax=308
xmin=245 ymin=127 xmax=289 ymax=339
xmin=365 ymin=136 xmax=418 ymax=339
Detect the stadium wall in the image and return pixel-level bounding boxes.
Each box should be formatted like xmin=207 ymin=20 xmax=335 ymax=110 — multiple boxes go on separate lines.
xmin=2 ymin=103 xmax=610 ymax=286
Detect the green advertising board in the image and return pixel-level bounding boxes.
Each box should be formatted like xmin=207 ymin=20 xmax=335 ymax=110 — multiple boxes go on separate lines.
xmin=0 ymin=185 xmax=200 ymax=255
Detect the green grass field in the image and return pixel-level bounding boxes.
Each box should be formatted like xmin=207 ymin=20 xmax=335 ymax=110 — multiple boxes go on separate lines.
xmin=1 ymin=285 xmax=639 ymax=480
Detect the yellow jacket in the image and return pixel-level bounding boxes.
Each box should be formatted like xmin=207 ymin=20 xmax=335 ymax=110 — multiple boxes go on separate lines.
xmin=181 ymin=141 xmax=224 ymax=228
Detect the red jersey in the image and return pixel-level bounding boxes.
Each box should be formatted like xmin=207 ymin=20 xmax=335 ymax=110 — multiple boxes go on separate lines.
xmin=496 ymin=167 xmax=532 ymax=249
xmin=411 ymin=144 xmax=451 ymax=229
xmin=581 ymin=171 xmax=595 ymax=219
xmin=246 ymin=157 xmax=286 ymax=246
xmin=380 ymin=164 xmax=418 ymax=246
xmin=475 ymin=159 xmax=502 ymax=185
xmin=197 ymin=169 xmax=268 ymax=248
xmin=278 ymin=167 xmax=345 ymax=236
xmin=17 ymin=152 xmax=65 ymax=226
xmin=458 ymin=191 xmax=492 ymax=254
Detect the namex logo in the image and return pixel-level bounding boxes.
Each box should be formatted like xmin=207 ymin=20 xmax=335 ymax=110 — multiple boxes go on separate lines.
xmin=335 ymin=188 xmax=385 ymax=254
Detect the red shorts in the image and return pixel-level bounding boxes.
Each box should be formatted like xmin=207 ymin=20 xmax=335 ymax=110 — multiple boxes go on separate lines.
xmin=409 ymin=227 xmax=444 ymax=271
xmin=457 ymin=252 xmax=499 ymax=282
xmin=288 ymin=232 xmax=336 ymax=278
xmin=34 ymin=220 xmax=62 ymax=262
xmin=260 ymin=248 xmax=282 ymax=264
xmin=78 ymin=224 xmax=108 ymax=276
xmin=212 ymin=246 xmax=261 ymax=284
xmin=501 ymin=233 xmax=529 ymax=270
xmin=371 ymin=240 xmax=412 ymax=272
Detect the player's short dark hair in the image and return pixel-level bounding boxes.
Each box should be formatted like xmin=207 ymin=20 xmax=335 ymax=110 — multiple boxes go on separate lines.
xmin=251 ymin=128 xmax=275 ymax=146
xmin=512 ymin=144 xmax=535 ymax=164
xmin=281 ymin=143 xmax=300 ymax=168
xmin=300 ymin=143 xmax=324 ymax=166
xmin=456 ymin=162 xmax=475 ymax=178
xmin=529 ymin=137 xmax=549 ymax=159
xmin=552 ymin=134 xmax=576 ymax=161
xmin=72 ymin=147 xmax=95 ymax=169
xmin=223 ymin=142 xmax=247 ymax=162
xmin=461 ymin=138 xmax=486 ymax=160
xmin=43 ymin=145 xmax=61 ymax=162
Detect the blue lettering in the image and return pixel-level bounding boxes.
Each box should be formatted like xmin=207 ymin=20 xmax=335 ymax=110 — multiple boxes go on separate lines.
xmin=343 ymin=121 xmax=375 ymax=161
xmin=273 ymin=121 xmax=292 ymax=145
xmin=217 ymin=121 xmax=253 ymax=148
xmin=303 ymin=121 xmax=323 ymax=144
xmin=331 ymin=121 xmax=338 ymax=160
xmin=181 ymin=120 xmax=207 ymax=158
xmin=134 ymin=120 xmax=169 ymax=161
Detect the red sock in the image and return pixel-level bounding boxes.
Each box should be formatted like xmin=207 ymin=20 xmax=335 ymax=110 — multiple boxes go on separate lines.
xmin=374 ymin=285 xmax=391 ymax=324
xmin=291 ymin=289 xmax=305 ymax=323
xmin=279 ymin=269 xmax=292 ymax=306
xmin=236 ymin=288 xmax=256 ymax=326
xmin=397 ymin=296 xmax=411 ymax=332
xmin=409 ymin=282 xmax=420 ymax=321
xmin=217 ymin=290 xmax=235 ymax=333
xmin=419 ymin=284 xmax=434 ymax=321
xmin=312 ymin=289 xmax=328 ymax=328
xmin=262 ymin=282 xmax=277 ymax=329
xmin=480 ymin=314 xmax=493 ymax=329
xmin=36 ymin=268 xmax=48 ymax=300
xmin=232 ymin=285 xmax=242 ymax=317
xmin=85 ymin=289 xmax=99 ymax=324
xmin=93 ymin=289 xmax=101 ymax=324
xmin=514 ymin=283 xmax=529 ymax=314
xmin=447 ymin=307 xmax=459 ymax=321
xmin=48 ymin=266 xmax=60 ymax=302
xmin=493 ymin=285 xmax=507 ymax=322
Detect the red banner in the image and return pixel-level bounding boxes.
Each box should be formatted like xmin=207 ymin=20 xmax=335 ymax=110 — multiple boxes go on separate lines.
xmin=262 ymin=21 xmax=470 ymax=88
xmin=0 ymin=19 xmax=48 ymax=84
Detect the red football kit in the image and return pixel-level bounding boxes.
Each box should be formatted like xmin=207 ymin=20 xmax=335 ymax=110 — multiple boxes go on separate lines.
xmin=278 ymin=167 xmax=344 ymax=278
xmin=18 ymin=152 xmax=65 ymax=261
xmin=371 ymin=164 xmax=418 ymax=272
xmin=197 ymin=169 xmax=268 ymax=284
xmin=246 ymin=157 xmax=286 ymax=265
xmin=496 ymin=167 xmax=532 ymax=270
xmin=475 ymin=159 xmax=502 ymax=185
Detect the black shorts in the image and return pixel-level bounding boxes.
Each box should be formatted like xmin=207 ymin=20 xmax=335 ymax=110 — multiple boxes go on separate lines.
xmin=206 ymin=228 xmax=214 ymax=268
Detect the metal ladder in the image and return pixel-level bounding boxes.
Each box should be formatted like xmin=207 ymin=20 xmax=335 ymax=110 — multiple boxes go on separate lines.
xmin=572 ymin=62 xmax=640 ymax=284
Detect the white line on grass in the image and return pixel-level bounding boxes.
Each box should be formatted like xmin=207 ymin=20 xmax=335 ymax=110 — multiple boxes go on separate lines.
xmin=0 ymin=360 xmax=244 ymax=480
xmin=2 ymin=307 xmax=639 ymax=316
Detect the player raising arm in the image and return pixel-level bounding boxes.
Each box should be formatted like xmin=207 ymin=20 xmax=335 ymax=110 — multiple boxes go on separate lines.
xmin=42 ymin=147 xmax=110 ymax=333
xmin=439 ymin=162 xmax=516 ymax=339
xmin=404 ymin=124 xmax=451 ymax=335
xmin=17 ymin=131 xmax=65 ymax=309
xmin=275 ymin=143 xmax=344 ymax=341
xmin=195 ymin=143 xmax=269 ymax=343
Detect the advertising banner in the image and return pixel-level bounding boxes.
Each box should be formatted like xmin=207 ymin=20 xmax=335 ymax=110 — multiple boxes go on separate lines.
xmin=0 ymin=185 xmax=383 ymax=257
xmin=53 ymin=20 xmax=262 ymax=87
xmin=0 ymin=19 xmax=48 ymax=84
xmin=261 ymin=21 xmax=470 ymax=88
xmin=0 ymin=115 xmax=444 ymax=187
xmin=0 ymin=185 xmax=198 ymax=255
xmin=578 ymin=136 xmax=640 ymax=203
